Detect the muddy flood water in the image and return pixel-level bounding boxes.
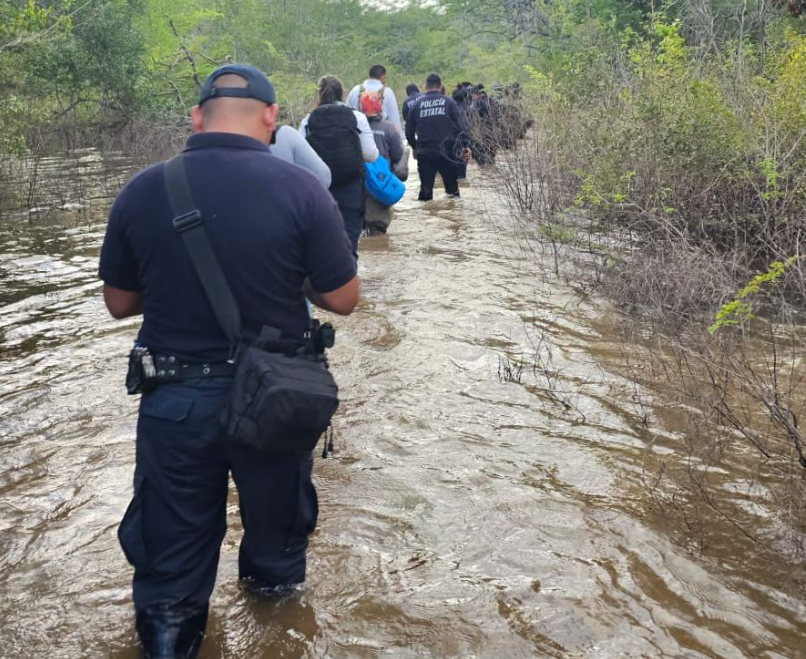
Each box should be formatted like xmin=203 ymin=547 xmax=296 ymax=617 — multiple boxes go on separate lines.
xmin=0 ymin=151 xmax=804 ymax=658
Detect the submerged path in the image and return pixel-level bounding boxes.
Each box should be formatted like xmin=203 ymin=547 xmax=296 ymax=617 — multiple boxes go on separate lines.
xmin=0 ymin=152 xmax=804 ymax=658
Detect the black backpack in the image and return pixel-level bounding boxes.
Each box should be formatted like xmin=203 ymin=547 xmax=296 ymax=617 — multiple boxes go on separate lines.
xmin=306 ymin=104 xmax=365 ymax=185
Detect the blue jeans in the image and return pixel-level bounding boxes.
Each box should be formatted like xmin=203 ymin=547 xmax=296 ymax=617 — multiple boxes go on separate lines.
xmin=119 ymin=377 xmax=318 ymax=611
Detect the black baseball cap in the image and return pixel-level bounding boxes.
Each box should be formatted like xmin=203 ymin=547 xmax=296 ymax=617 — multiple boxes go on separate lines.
xmin=198 ymin=64 xmax=276 ymax=106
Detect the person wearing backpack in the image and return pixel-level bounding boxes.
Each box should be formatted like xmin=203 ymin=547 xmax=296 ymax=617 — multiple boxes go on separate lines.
xmin=346 ymin=64 xmax=402 ymax=134
xmin=300 ymin=76 xmax=379 ymax=259
xmin=269 ymin=124 xmax=331 ymax=188
xmin=360 ymin=92 xmax=406 ymax=235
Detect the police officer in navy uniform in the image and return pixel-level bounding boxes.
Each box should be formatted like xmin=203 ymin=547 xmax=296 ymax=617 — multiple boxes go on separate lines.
xmin=405 ymin=73 xmax=469 ymax=201
xmin=451 ymin=82 xmax=474 ymax=179
xmin=401 ymin=83 xmax=421 ymax=123
xmin=99 ymin=64 xmax=359 ymax=658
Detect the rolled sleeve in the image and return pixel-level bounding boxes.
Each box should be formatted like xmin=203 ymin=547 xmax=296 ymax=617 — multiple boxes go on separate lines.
xmin=302 ymin=187 xmax=357 ymax=293
xmin=98 ymin=191 xmax=142 ymax=291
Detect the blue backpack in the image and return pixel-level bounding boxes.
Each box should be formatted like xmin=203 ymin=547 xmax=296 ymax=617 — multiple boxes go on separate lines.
xmin=364 ymin=156 xmax=405 ymax=207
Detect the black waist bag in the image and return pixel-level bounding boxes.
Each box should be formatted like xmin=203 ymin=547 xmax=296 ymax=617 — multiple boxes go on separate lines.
xmin=221 ymin=347 xmax=338 ymax=452
xmin=164 ymin=155 xmax=338 ymax=453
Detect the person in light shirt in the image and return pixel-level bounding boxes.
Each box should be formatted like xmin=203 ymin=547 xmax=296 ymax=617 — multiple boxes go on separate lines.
xmin=346 ymin=63 xmax=402 ymax=134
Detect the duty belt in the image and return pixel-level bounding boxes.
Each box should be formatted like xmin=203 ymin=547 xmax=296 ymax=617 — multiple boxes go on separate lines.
xmin=153 ymin=354 xmax=236 ymax=382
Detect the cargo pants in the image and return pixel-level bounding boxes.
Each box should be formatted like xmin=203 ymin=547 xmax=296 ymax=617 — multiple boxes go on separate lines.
xmin=119 ymin=376 xmax=319 ymax=613
xmin=416 ymin=151 xmax=460 ymax=201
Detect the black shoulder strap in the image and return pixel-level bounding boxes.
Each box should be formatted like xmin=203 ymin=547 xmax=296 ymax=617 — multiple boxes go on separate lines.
xmin=163 ymin=154 xmax=242 ymax=359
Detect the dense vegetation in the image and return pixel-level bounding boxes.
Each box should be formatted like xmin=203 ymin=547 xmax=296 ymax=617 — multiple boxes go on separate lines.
xmin=457 ymin=0 xmax=806 ymax=575
xmin=0 ymin=0 xmax=524 ymax=150
xmin=3 ymin=1 xmax=804 ymax=168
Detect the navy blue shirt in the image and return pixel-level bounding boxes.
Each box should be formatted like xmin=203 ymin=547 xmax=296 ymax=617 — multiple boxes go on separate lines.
xmin=405 ymin=90 xmax=467 ymax=157
xmin=99 ymin=132 xmax=356 ymax=362
xmin=401 ymin=92 xmax=421 ymax=123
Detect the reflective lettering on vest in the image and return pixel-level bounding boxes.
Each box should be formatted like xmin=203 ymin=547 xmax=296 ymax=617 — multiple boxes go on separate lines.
xmin=418 ymin=97 xmax=447 ymax=118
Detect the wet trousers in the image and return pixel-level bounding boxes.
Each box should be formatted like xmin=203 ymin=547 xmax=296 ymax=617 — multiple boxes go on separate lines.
xmin=330 ymin=177 xmax=366 ymax=260
xmin=119 ymin=377 xmax=318 ymax=616
xmin=365 ymin=194 xmax=393 ymax=234
xmin=416 ymin=152 xmax=459 ymax=201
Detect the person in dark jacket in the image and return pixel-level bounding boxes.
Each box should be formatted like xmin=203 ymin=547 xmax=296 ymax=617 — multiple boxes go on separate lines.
xmin=468 ymin=83 xmax=499 ymax=165
xmin=405 ymin=73 xmax=468 ymax=201
xmin=300 ymin=76 xmax=378 ymax=260
xmin=452 ymin=82 xmax=473 ymax=111
xmin=451 ymin=82 xmax=474 ymax=179
xmin=401 ymin=83 xmax=421 ymax=123
xmin=495 ymin=83 xmax=534 ymax=148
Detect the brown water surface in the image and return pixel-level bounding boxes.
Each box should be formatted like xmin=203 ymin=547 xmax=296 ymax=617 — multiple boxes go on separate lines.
xmin=0 ymin=151 xmax=804 ymax=658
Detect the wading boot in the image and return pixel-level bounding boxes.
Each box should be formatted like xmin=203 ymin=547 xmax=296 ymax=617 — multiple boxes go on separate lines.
xmin=136 ymin=601 xmax=208 ymax=659
xmin=239 ymin=577 xmax=303 ymax=599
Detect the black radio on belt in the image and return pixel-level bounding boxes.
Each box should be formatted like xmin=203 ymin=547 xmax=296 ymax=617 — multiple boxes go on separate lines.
xmin=303 ymin=319 xmax=336 ymax=356
xmin=126 ymin=343 xmax=158 ymax=395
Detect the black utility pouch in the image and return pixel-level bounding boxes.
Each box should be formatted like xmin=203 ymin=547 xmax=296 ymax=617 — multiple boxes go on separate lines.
xmin=126 ymin=344 xmax=157 ymax=395
xmin=221 ymin=345 xmax=339 ymax=453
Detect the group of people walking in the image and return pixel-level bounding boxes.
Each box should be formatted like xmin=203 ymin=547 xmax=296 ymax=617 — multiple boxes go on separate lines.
xmin=269 ymin=64 xmax=492 ymax=258
xmin=451 ymin=80 xmax=534 ymax=169
xmin=98 ymin=62 xmax=528 ymax=659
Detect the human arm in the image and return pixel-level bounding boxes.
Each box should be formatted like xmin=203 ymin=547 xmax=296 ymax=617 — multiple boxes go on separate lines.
xmin=98 ymin=183 xmax=144 ymax=319
xmin=383 ymin=88 xmax=402 ymax=134
xmin=284 ymin=126 xmax=332 ymax=188
xmin=447 ymin=98 xmax=465 ymax=135
xmin=303 ymin=276 xmax=358 ymax=315
xmin=103 ymin=285 xmax=143 ymax=319
xmin=354 ymin=111 xmax=379 ymax=162
xmin=447 ymin=98 xmax=470 ymax=151
xmin=302 ymin=183 xmax=360 ymax=313
xmin=405 ymin=105 xmax=417 ymax=150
